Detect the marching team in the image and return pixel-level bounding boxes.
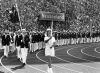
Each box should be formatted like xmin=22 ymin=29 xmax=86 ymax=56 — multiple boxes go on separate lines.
xmin=0 ymin=28 xmax=56 ymax=73
xmin=0 ymin=29 xmax=100 ymax=73
xmin=55 ymin=31 xmax=100 ymax=46
xmin=2 ymin=30 xmax=11 ymax=57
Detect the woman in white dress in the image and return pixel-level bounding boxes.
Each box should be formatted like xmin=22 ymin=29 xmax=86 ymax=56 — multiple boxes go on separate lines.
xmin=44 ymin=28 xmax=56 ymax=73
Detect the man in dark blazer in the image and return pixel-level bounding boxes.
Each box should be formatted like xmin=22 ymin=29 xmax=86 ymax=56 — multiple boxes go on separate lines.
xmin=31 ymin=31 xmax=36 ymax=52
xmin=20 ymin=29 xmax=30 ymax=66
xmin=15 ymin=30 xmax=22 ymax=60
xmin=2 ymin=30 xmax=11 ymax=57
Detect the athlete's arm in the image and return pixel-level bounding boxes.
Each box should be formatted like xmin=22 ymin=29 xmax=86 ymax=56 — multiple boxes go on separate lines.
xmin=44 ymin=37 xmax=52 ymax=43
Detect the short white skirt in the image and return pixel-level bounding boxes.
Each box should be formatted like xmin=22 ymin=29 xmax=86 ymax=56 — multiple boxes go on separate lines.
xmin=45 ymin=47 xmax=55 ymax=57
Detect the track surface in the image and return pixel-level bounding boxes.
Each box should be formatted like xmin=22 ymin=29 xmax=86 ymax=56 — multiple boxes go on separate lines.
xmin=0 ymin=43 xmax=100 ymax=73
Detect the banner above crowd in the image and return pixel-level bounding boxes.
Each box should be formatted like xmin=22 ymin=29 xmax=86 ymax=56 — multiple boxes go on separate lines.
xmin=39 ymin=11 xmax=65 ymax=21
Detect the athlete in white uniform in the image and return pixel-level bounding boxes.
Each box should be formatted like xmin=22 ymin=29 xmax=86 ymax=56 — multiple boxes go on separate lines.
xmin=44 ymin=28 xmax=56 ymax=73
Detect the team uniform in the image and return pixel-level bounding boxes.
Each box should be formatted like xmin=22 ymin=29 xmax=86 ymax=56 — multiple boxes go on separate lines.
xmin=29 ymin=32 xmax=33 ymax=52
xmin=20 ymin=30 xmax=30 ymax=66
xmin=9 ymin=32 xmax=15 ymax=52
xmin=31 ymin=33 xmax=36 ymax=52
xmin=44 ymin=36 xmax=56 ymax=57
xmin=15 ymin=33 xmax=22 ymax=59
xmin=44 ymin=28 xmax=56 ymax=73
xmin=38 ymin=33 xmax=42 ymax=50
xmin=33 ymin=33 xmax=38 ymax=52
xmin=41 ymin=33 xmax=45 ymax=49
xmin=2 ymin=32 xmax=11 ymax=57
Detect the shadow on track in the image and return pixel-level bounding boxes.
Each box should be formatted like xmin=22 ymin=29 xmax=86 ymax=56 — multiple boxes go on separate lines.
xmin=11 ymin=65 xmax=24 ymax=71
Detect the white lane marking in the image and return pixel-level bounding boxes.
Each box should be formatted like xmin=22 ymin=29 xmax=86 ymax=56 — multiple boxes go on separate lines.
xmin=81 ymin=47 xmax=100 ymax=59
xmin=56 ymin=47 xmax=100 ymax=70
xmin=36 ymin=49 xmax=82 ymax=73
xmin=67 ymin=46 xmax=100 ymax=65
xmin=0 ymin=55 xmax=46 ymax=73
xmin=36 ymin=43 xmax=99 ymax=72
xmin=0 ymin=43 xmax=98 ymax=73
xmin=55 ymin=45 xmax=100 ymax=70
xmin=0 ymin=56 xmax=15 ymax=73
xmin=27 ymin=65 xmax=46 ymax=73
xmin=95 ymin=47 xmax=100 ymax=54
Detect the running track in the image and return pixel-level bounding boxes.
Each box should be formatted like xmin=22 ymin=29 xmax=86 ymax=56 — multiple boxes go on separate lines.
xmin=0 ymin=43 xmax=100 ymax=73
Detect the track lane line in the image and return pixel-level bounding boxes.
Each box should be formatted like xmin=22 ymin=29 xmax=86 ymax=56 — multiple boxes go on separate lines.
xmin=55 ymin=44 xmax=100 ymax=70
xmin=27 ymin=65 xmax=46 ymax=73
xmin=67 ymin=45 xmax=100 ymax=66
xmin=1 ymin=43 xmax=98 ymax=73
xmin=36 ymin=48 xmax=83 ymax=73
xmin=56 ymin=48 xmax=100 ymax=70
xmin=94 ymin=47 xmax=100 ymax=53
xmin=81 ymin=47 xmax=100 ymax=59
xmin=0 ymin=55 xmax=46 ymax=73
xmin=81 ymin=45 xmax=100 ymax=59
xmin=0 ymin=55 xmax=15 ymax=73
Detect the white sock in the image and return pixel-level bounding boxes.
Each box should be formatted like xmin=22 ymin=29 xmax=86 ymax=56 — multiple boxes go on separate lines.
xmin=47 ymin=67 xmax=50 ymax=73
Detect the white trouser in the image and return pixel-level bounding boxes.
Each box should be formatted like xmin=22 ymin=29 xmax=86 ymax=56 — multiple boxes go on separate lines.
xmin=71 ymin=38 xmax=74 ymax=44
xmin=10 ymin=43 xmax=15 ymax=52
xmin=16 ymin=46 xmax=21 ymax=59
xmin=60 ymin=39 xmax=62 ymax=45
xmin=42 ymin=42 xmax=45 ymax=49
xmin=45 ymin=47 xmax=55 ymax=57
xmin=56 ymin=40 xmax=58 ymax=46
xmin=98 ymin=37 xmax=100 ymax=42
xmin=29 ymin=43 xmax=32 ymax=52
xmin=31 ymin=43 xmax=34 ymax=52
xmin=0 ymin=42 xmax=2 ymax=50
xmin=33 ymin=43 xmax=38 ymax=51
xmin=38 ymin=42 xmax=42 ymax=50
xmin=29 ymin=43 xmax=34 ymax=52
xmin=90 ymin=38 xmax=92 ymax=43
xmin=4 ymin=45 xmax=9 ymax=57
xmin=21 ymin=48 xmax=28 ymax=64
xmin=68 ymin=39 xmax=70 ymax=44
xmin=81 ymin=38 xmax=84 ymax=43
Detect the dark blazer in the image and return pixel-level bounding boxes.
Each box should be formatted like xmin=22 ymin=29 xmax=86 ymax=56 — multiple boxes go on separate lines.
xmin=15 ymin=35 xmax=22 ymax=46
xmin=20 ymin=35 xmax=30 ymax=48
xmin=31 ymin=34 xmax=35 ymax=43
xmin=2 ymin=35 xmax=11 ymax=46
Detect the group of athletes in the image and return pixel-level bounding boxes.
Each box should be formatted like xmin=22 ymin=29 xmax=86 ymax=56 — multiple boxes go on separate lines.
xmin=0 ymin=28 xmax=56 ymax=73
xmin=55 ymin=31 xmax=100 ymax=46
xmin=0 ymin=28 xmax=100 ymax=73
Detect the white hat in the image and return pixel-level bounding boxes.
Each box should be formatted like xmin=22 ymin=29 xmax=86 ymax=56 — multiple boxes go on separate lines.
xmin=21 ymin=29 xmax=27 ymax=32
xmin=47 ymin=28 xmax=52 ymax=31
xmin=5 ymin=30 xmax=9 ymax=34
xmin=46 ymin=28 xmax=52 ymax=36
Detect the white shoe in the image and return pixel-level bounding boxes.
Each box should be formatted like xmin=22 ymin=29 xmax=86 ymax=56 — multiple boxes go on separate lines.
xmin=49 ymin=68 xmax=53 ymax=73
